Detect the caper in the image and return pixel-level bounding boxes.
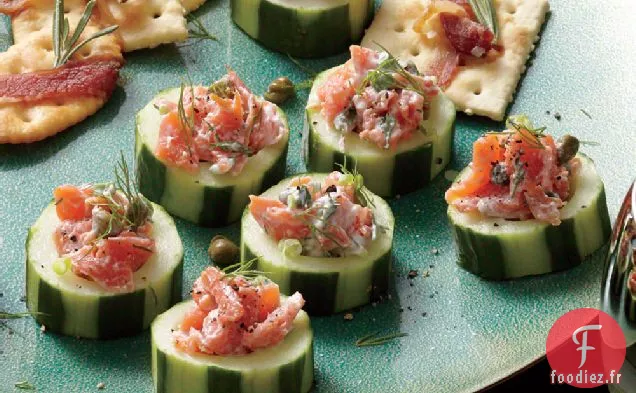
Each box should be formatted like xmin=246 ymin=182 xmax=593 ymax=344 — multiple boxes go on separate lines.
xmin=490 ymin=162 xmax=510 ymax=185
xmin=265 ymin=77 xmax=295 ymax=104
xmin=557 ymin=134 xmax=580 ymax=166
xmin=208 ymin=235 xmax=239 ymax=267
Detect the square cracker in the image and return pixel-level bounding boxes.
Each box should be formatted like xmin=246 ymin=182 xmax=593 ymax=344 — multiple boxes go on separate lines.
xmin=361 ymin=0 xmax=549 ymax=121
xmin=12 ymin=0 xmax=188 ymax=52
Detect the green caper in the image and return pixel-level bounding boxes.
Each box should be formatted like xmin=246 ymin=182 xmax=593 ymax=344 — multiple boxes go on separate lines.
xmin=208 ymin=235 xmax=239 ymax=267
xmin=557 ymin=134 xmax=580 ymax=165
xmin=265 ymin=77 xmax=295 ymax=104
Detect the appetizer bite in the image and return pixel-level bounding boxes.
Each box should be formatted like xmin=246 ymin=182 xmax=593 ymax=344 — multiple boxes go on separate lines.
xmin=26 ymin=158 xmax=183 ymax=338
xmin=241 ymin=171 xmax=394 ymax=315
xmin=446 ymin=116 xmax=611 ymax=279
xmin=136 ymin=71 xmax=290 ymax=227
xmin=304 ymin=45 xmax=455 ymax=198
xmin=361 ymin=0 xmax=549 ymax=120
xmin=151 ymin=264 xmax=313 ymax=393
xmin=231 ymin=0 xmax=374 ymax=58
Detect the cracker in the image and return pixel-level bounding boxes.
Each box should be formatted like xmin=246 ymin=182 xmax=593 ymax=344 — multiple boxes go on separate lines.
xmin=361 ymin=0 xmax=549 ymax=121
xmin=0 ymin=0 xmax=122 ymax=144
xmin=96 ymin=0 xmax=188 ymax=52
xmin=181 ymin=0 xmax=207 ymax=13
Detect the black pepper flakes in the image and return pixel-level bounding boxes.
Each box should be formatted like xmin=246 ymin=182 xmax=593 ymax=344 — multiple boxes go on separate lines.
xmin=554 ymin=112 xmax=562 ymax=121
xmin=407 ymin=306 xmax=412 ymax=311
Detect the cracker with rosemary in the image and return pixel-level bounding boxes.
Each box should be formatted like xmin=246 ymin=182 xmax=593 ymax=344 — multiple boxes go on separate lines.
xmin=0 ymin=0 xmax=122 ymax=144
xmin=361 ymin=0 xmax=550 ymax=121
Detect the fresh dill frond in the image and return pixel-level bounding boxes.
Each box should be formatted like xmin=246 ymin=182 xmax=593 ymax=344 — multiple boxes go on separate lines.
xmin=0 ymin=311 xmax=46 ymax=320
xmin=186 ymin=13 xmax=218 ymax=42
xmin=222 ymin=258 xmax=268 ymax=280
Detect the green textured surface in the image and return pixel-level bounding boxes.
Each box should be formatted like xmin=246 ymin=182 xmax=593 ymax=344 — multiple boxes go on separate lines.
xmin=0 ymin=1 xmax=634 ymax=392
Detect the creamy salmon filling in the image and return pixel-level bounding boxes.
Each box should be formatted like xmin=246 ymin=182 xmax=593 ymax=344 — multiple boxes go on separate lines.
xmin=174 ymin=267 xmax=305 ymax=356
xmin=154 ymin=71 xmax=285 ymax=175
xmin=53 ymin=184 xmax=155 ymax=292
xmin=445 ymin=117 xmax=580 ymax=225
xmin=249 ymin=172 xmax=376 ymax=257
xmin=316 ymin=46 xmax=439 ymax=149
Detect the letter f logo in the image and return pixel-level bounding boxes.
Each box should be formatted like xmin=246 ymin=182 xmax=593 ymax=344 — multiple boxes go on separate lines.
xmin=572 ymin=325 xmax=602 ymax=368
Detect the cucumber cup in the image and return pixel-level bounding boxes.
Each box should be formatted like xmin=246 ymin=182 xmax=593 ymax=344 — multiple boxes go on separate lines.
xmin=241 ymin=173 xmax=395 ymax=315
xmin=135 ymin=88 xmax=289 ymax=227
xmin=152 ymin=301 xmax=314 ymax=393
xmin=26 ymin=202 xmax=183 ymax=339
xmin=304 ymin=66 xmax=456 ymax=198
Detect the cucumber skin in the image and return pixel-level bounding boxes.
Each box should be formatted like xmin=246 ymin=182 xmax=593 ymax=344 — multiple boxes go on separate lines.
xmin=230 ymin=0 xmax=374 ymax=58
xmin=449 ymin=186 xmax=612 ymax=280
xmin=135 ymin=125 xmax=289 ymax=228
xmin=242 ymin=238 xmax=392 ymax=316
xmin=25 ymin=207 xmax=184 ymax=339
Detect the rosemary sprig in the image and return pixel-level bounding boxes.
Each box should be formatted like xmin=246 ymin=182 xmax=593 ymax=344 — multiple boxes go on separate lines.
xmin=357 ymin=43 xmax=427 ymax=98
xmin=14 ymin=380 xmax=35 ymax=390
xmin=52 ymin=0 xmax=118 ymax=68
xmin=467 ymin=0 xmax=499 ymax=42
xmin=355 ymin=331 xmax=408 ymax=347
xmin=0 ymin=311 xmax=46 ymax=320
xmin=186 ymin=13 xmax=217 ymax=42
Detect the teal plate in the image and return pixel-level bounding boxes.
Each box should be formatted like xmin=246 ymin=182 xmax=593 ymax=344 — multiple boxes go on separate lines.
xmin=0 ymin=1 xmax=634 ymax=392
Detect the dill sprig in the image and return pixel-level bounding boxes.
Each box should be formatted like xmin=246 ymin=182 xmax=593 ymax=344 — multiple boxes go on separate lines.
xmin=222 ymin=258 xmax=268 ymax=280
xmin=355 ymin=331 xmax=408 ymax=347
xmin=486 ymin=115 xmax=547 ymax=150
xmin=53 ymin=0 xmax=118 ymax=68
xmin=0 ymin=311 xmax=46 ymax=320
xmin=287 ymin=54 xmax=317 ymax=78
xmin=467 ymin=0 xmax=499 ymax=42
xmin=186 ymin=13 xmax=218 ymax=42
xmin=336 ymin=161 xmax=375 ymax=209
xmin=177 ymin=79 xmax=196 ymax=158
xmin=357 ymin=43 xmax=427 ymax=97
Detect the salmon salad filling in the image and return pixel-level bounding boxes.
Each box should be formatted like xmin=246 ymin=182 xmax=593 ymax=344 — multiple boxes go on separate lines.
xmin=445 ymin=116 xmax=581 ymax=225
xmin=154 ymin=71 xmax=286 ymax=175
xmin=53 ymin=171 xmax=155 ymax=292
xmin=249 ymin=172 xmax=377 ymax=257
xmin=174 ymin=266 xmax=305 ymax=355
xmin=315 ymin=45 xmax=440 ymax=149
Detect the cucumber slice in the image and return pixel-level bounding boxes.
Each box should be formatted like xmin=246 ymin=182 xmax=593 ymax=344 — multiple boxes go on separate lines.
xmin=231 ymin=0 xmax=374 ymax=58
xmin=240 ymin=173 xmax=395 ymax=315
xmin=135 ymin=88 xmax=289 ymax=227
xmin=26 ymin=202 xmax=184 ymax=339
xmin=448 ymin=154 xmax=612 ymax=280
xmin=151 ymin=301 xmax=314 ymax=393
xmin=303 ymin=67 xmax=456 ymax=198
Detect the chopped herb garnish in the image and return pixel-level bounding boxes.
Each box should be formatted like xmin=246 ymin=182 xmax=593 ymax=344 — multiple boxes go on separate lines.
xmin=210 ymin=141 xmax=254 ymax=157
xmin=208 ymin=79 xmax=234 ymax=99
xmin=186 ymin=14 xmax=218 ymax=42
xmin=52 ymin=0 xmax=118 ymax=68
xmin=486 ymin=115 xmax=547 ymax=150
xmin=467 ymin=0 xmax=499 ymax=42
xmin=336 ymin=161 xmax=375 ymax=209
xmin=14 ymin=380 xmax=35 ymax=390
xmin=355 ymin=331 xmax=408 ymax=347
xmin=509 ymin=154 xmax=526 ymax=197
